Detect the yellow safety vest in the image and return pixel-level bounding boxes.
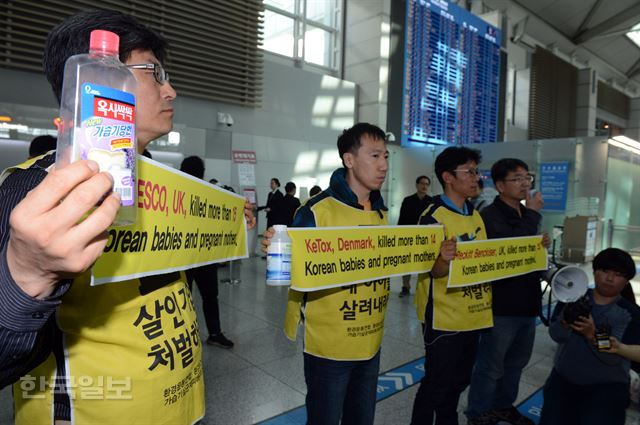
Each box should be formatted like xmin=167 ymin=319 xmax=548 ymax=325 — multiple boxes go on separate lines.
xmin=4 ymin=157 xmax=205 ymax=424
xmin=284 ymin=196 xmax=389 ymax=360
xmin=414 ymin=202 xmax=493 ymax=331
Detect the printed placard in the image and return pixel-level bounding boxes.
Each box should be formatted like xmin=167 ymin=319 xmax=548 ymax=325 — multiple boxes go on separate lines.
xmin=447 ymin=235 xmax=547 ymax=288
xmin=288 ymin=225 xmax=444 ymax=292
xmin=92 ymin=156 xmax=248 ymax=284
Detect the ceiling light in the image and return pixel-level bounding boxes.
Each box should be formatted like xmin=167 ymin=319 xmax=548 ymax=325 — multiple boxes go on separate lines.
xmin=608 ymin=136 xmax=640 ymax=155
xmin=626 ymin=23 xmax=640 ymax=48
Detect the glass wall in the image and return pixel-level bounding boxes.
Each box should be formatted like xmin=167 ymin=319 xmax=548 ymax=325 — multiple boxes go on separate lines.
xmin=604 ymin=144 xmax=640 ymax=254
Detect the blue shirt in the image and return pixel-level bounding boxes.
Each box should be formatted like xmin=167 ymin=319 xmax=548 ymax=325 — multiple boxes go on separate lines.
xmin=440 ymin=193 xmax=469 ymax=215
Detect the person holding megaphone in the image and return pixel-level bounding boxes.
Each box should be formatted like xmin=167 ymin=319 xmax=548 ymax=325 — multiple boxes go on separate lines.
xmin=467 ymin=158 xmax=549 ymax=425
xmin=539 ymin=248 xmax=640 ymax=425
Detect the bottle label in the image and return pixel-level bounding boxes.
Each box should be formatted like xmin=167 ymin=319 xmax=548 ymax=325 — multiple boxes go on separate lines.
xmin=266 ymin=252 xmax=291 ymax=281
xmin=80 ymin=83 xmax=136 ymax=206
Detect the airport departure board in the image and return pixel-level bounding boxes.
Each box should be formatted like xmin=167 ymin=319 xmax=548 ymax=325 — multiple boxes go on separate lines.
xmin=402 ymin=0 xmax=501 ymax=145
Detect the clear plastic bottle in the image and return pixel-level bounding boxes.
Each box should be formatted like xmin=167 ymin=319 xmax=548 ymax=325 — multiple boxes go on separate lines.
xmin=266 ymin=225 xmax=292 ymax=286
xmin=56 ymin=29 xmax=138 ymax=226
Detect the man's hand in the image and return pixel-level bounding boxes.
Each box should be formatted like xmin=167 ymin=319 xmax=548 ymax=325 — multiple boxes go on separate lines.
xmin=525 ymin=190 xmax=544 ymax=211
xmin=244 ymin=200 xmax=256 ymax=230
xmin=604 ymin=337 xmax=640 ymax=362
xmin=6 ymin=160 xmax=120 ymax=299
xmin=541 ymin=232 xmax=551 ymax=249
xmin=569 ymin=315 xmax=596 ymax=343
xmin=261 ymin=227 xmax=275 ymax=254
xmin=439 ymin=236 xmax=457 ymax=262
xmin=430 ymin=236 xmax=456 ymax=278
xmin=607 ymin=336 xmax=623 ymax=354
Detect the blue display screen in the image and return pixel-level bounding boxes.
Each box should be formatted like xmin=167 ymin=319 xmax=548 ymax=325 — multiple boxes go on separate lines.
xmin=402 ymin=0 xmax=501 ymax=145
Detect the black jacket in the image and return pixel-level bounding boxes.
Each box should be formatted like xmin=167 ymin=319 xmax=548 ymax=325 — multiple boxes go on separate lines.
xmin=398 ymin=193 xmax=432 ymax=225
xmin=265 ymin=189 xmax=284 ymax=227
xmin=481 ymin=196 xmax=542 ymax=317
xmin=279 ymin=194 xmax=301 ymax=226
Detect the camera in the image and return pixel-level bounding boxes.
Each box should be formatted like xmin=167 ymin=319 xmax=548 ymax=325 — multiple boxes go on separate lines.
xmin=562 ymin=294 xmax=592 ymax=324
xmin=217 ymin=112 xmax=234 ymax=127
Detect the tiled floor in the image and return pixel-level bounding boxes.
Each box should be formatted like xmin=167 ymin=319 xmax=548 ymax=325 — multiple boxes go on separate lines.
xmin=1 ymin=258 xmax=639 ymax=424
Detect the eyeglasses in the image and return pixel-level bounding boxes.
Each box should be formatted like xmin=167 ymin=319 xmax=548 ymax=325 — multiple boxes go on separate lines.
xmin=452 ymin=168 xmax=481 ymax=178
xmin=504 ymin=175 xmax=534 ymax=183
xmin=127 ymin=63 xmax=170 ymax=85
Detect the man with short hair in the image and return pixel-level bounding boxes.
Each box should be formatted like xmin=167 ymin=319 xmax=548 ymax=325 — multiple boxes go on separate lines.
xmin=263 ymin=122 xmax=390 ymax=425
xmin=540 ymin=248 xmax=640 ymax=425
xmin=180 ymin=156 xmax=235 ymax=349
xmin=411 ymin=146 xmax=492 ymax=425
xmin=469 ymin=178 xmax=496 ymax=212
xmin=309 ymin=185 xmax=322 ymax=197
xmin=0 ymin=10 xmax=254 ymax=423
xmin=259 ymin=177 xmax=284 ymax=228
xmin=466 ymin=158 xmax=548 ymax=425
xmin=28 ymin=135 xmax=57 ymax=159
xmin=280 ymin=181 xmax=301 ymax=226
xmin=398 ymin=175 xmax=432 ymax=297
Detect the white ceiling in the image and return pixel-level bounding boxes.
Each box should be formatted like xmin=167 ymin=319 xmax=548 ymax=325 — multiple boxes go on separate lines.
xmin=484 ymin=0 xmax=640 ymax=86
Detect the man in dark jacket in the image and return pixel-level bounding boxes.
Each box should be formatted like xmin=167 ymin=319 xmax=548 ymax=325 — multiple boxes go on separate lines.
xmin=397 ymin=175 xmax=432 ymax=297
xmin=180 ymin=156 xmax=234 ymax=349
xmin=466 ymin=158 xmax=549 ymax=425
xmin=262 ymin=123 xmax=390 ymax=425
xmin=259 ymin=178 xmax=284 ymax=228
xmin=280 ymin=181 xmax=301 ymax=226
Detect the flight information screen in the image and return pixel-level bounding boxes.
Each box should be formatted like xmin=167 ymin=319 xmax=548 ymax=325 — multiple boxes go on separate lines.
xmin=402 ymin=0 xmax=501 ymax=145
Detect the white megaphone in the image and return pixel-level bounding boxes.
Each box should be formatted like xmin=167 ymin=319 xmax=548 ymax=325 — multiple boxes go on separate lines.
xmin=545 ymin=265 xmax=589 ymax=303
xmin=540 ymin=264 xmax=591 ymax=326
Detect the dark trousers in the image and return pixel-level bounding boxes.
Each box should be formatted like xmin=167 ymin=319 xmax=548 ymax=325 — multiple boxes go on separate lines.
xmin=539 ymin=369 xmax=629 ymax=425
xmin=303 ymin=351 xmax=380 ymax=425
xmin=185 ymin=264 xmax=221 ymax=335
xmin=466 ymin=316 xmax=536 ymax=419
xmin=411 ymin=328 xmax=480 ymax=425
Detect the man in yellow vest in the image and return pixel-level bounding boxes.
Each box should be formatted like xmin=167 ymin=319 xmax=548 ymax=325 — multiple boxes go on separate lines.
xmin=410 ymin=146 xmax=493 ymax=425
xmin=0 ymin=10 xmax=254 ymax=424
xmin=263 ymin=123 xmax=389 ymax=425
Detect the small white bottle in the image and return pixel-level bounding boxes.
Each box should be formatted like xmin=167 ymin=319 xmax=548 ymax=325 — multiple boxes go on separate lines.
xmin=56 ymin=29 xmax=138 ymax=226
xmin=266 ymin=225 xmax=292 ymax=286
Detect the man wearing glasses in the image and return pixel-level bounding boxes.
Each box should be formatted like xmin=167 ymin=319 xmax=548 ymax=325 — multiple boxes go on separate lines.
xmin=411 ymin=146 xmax=493 ymax=425
xmin=0 ymin=10 xmax=254 ymax=424
xmin=466 ymin=158 xmax=549 ymax=425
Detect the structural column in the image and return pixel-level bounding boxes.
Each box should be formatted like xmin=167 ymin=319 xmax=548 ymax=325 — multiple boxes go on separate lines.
xmin=575 ymin=68 xmax=598 ymax=137
xmin=625 ymin=97 xmax=640 ymax=141
xmin=343 ymin=0 xmax=392 ymax=128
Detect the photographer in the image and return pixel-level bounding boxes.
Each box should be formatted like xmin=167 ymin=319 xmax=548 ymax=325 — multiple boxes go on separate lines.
xmin=539 ymin=248 xmax=640 ymax=425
